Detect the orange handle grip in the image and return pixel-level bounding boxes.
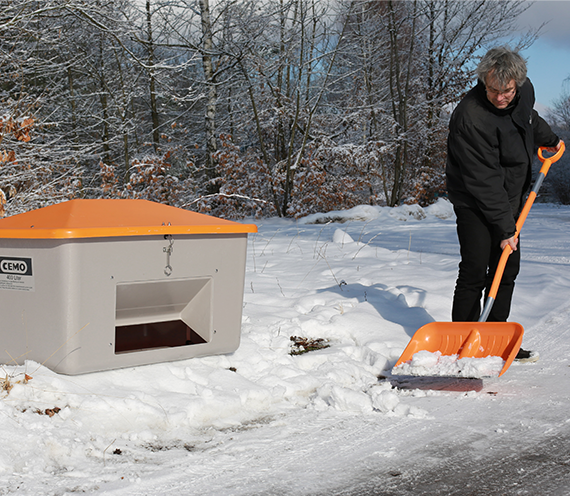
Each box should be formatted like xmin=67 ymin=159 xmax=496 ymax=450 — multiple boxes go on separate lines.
xmin=538 ymin=141 xmax=565 ymax=164
xmin=515 ymin=141 xmax=565 ymax=237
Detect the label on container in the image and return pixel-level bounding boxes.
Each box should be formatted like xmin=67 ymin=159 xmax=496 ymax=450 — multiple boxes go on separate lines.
xmin=0 ymin=256 xmax=35 ymax=292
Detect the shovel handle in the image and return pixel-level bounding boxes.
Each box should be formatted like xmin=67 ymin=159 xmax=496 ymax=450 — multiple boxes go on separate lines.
xmin=538 ymin=142 xmax=565 ymax=164
xmin=514 ymin=141 xmax=566 ymax=237
xmin=479 ymin=141 xmax=566 ymax=322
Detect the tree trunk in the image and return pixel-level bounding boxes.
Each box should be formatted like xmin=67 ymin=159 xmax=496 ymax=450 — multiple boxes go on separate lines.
xmin=146 ymin=0 xmax=160 ymax=152
xmin=199 ymin=0 xmax=218 ymax=192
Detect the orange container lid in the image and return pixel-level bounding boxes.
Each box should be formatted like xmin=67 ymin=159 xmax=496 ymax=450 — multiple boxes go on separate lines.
xmin=0 ymin=199 xmax=257 ymax=239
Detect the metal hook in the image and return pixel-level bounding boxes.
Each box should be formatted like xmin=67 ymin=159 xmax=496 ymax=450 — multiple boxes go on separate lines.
xmin=163 ymin=235 xmax=174 ymax=276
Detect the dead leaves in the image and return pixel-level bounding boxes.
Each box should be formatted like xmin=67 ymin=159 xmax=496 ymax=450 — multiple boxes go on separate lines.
xmin=18 ymin=407 xmax=62 ymax=417
xmin=0 ymin=150 xmax=16 ymax=165
xmin=37 ymin=407 xmax=61 ymax=417
xmin=1 ymin=376 xmax=13 ymax=394
xmin=0 ymin=189 xmax=6 ymax=218
xmin=0 ymin=116 xmax=34 ymax=144
xmin=0 ymin=373 xmax=61 ymax=418
xmin=1 ymin=373 xmax=32 ymax=394
xmin=289 ymin=336 xmax=330 ymax=355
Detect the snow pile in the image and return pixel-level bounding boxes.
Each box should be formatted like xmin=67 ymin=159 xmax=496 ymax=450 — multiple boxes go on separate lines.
xmin=389 ymin=203 xmax=427 ymax=221
xmin=299 ymin=204 xmax=383 ymax=224
xmin=391 ymin=350 xmax=506 ymax=378
xmin=299 ymin=198 xmax=454 ymax=226
xmin=424 ymin=197 xmax=455 ymax=219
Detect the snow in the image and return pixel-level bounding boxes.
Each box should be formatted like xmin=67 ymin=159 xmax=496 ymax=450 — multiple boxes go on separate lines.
xmin=391 ymin=350 xmax=506 ymax=378
xmin=1 ymin=199 xmax=570 ymax=494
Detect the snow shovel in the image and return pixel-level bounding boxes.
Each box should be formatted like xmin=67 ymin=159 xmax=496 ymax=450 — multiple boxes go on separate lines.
xmin=393 ymin=142 xmax=566 ymax=378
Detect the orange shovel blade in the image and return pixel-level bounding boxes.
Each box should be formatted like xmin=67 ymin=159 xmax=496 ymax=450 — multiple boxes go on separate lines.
xmin=393 ymin=321 xmax=524 ymax=377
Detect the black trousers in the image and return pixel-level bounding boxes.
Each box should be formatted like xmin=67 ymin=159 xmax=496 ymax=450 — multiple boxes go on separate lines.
xmin=452 ymin=207 xmax=520 ymax=322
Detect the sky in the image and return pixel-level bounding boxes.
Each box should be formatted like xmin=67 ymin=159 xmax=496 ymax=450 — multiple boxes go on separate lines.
xmin=515 ymin=0 xmax=570 ymax=111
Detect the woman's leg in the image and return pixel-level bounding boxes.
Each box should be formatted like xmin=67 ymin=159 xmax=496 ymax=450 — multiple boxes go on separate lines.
xmin=485 ymin=235 xmax=521 ymax=322
xmin=452 ymin=207 xmax=492 ymax=321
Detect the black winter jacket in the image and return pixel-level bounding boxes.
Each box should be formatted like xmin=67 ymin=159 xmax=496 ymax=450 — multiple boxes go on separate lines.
xmin=446 ymin=78 xmax=559 ymax=240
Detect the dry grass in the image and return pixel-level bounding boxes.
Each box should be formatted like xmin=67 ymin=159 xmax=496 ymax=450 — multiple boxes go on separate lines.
xmin=1 ymin=372 xmax=32 ymax=395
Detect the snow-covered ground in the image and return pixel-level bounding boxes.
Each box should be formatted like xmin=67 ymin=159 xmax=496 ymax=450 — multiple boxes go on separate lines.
xmin=1 ymin=199 xmax=570 ymax=495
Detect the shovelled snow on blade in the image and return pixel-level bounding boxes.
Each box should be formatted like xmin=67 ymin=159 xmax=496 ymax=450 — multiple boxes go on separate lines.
xmin=392 ymin=321 xmax=524 ymax=378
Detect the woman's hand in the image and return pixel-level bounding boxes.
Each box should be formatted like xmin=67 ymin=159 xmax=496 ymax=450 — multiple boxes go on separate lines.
xmin=542 ymin=140 xmax=563 ymax=154
xmin=500 ymin=236 xmax=518 ymax=251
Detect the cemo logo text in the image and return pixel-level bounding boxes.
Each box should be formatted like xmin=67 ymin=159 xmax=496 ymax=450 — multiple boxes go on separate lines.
xmin=1 ymin=259 xmax=28 ymax=274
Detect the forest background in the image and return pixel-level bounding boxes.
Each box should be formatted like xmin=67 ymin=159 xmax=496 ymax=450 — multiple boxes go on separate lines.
xmin=1 ymin=0 xmax=569 ymax=220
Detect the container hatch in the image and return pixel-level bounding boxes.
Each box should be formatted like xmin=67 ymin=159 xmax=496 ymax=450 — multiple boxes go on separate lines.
xmin=0 ymin=199 xmax=257 ymax=239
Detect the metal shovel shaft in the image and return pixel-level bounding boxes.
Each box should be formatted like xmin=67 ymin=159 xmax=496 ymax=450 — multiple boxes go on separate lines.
xmin=479 ymin=142 xmax=566 ymax=322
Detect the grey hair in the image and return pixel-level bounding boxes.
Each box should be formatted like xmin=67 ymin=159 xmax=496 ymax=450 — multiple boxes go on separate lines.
xmin=477 ymin=46 xmax=527 ymax=87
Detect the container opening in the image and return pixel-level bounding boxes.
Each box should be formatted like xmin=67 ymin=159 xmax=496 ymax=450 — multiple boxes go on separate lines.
xmin=115 ymin=320 xmax=207 ymax=353
xmin=115 ymin=277 xmax=213 ymax=354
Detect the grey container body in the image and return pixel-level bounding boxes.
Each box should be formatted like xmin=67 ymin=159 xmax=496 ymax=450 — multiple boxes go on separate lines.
xmin=0 ymin=233 xmax=249 ymax=374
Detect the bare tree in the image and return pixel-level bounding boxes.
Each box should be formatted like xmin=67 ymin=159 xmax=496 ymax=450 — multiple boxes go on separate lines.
xmin=549 ymin=79 xmax=570 ymax=131
xmin=145 ymin=0 xmax=162 ymax=151
xmin=544 ymin=78 xmax=570 ymax=204
xmin=0 ymin=0 xmax=86 ymax=214
xmin=198 ymin=0 xmax=219 ymax=188
xmin=221 ymin=0 xmax=353 ymax=216
xmin=0 ymin=0 xmax=542 ymax=217
xmin=337 ymin=0 xmax=533 ymax=207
